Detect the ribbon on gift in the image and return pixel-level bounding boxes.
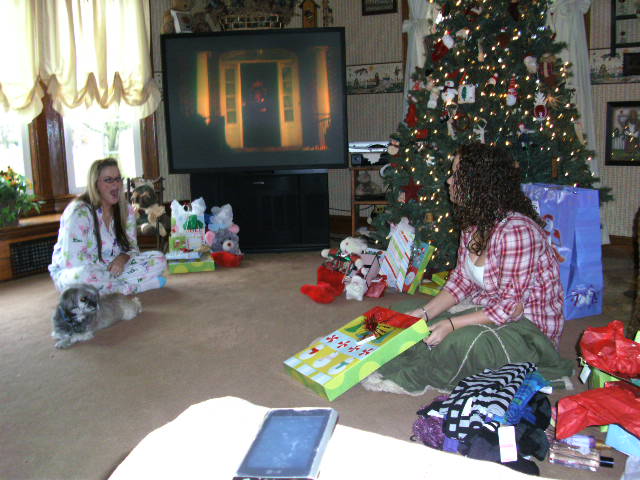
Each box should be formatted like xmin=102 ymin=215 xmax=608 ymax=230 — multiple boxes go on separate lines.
xmin=363 ymin=306 xmax=421 ymax=336
xmin=569 ymin=284 xmax=598 ymax=307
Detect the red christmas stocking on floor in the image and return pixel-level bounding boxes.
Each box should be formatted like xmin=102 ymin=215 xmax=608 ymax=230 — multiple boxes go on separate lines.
xmin=301 ymin=265 xmax=346 ymax=304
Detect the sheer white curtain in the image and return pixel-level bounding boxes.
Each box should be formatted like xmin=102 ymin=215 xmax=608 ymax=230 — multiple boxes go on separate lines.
xmin=40 ymin=0 xmax=160 ymax=119
xmin=546 ymin=0 xmax=597 ymax=176
xmin=0 ymin=0 xmax=159 ymax=121
xmin=402 ymin=0 xmax=439 ymax=118
xmin=0 ymin=0 xmax=44 ymax=122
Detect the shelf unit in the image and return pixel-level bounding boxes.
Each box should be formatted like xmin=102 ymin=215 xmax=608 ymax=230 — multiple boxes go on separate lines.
xmin=350 ymin=165 xmax=388 ymax=236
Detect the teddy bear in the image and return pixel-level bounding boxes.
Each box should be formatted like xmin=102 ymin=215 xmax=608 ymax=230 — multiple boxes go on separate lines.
xmin=204 ymin=203 xmax=243 ymax=267
xmin=302 ymin=237 xmax=368 ymax=304
xmin=208 ymin=204 xmax=238 ymax=233
xmin=130 ymin=183 xmax=171 ymax=241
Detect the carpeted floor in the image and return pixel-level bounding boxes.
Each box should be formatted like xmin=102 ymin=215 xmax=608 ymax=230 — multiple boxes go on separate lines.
xmin=0 ymin=244 xmax=635 ymax=480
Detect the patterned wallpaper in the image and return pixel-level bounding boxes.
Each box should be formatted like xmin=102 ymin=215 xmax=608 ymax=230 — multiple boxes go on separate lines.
xmin=590 ymin=0 xmax=640 ymax=238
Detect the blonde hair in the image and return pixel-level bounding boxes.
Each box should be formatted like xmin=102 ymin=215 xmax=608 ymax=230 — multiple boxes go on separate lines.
xmin=77 ymin=158 xmax=130 ymax=259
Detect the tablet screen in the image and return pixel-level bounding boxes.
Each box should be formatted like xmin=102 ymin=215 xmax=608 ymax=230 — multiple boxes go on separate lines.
xmin=237 ymin=410 xmax=330 ymax=477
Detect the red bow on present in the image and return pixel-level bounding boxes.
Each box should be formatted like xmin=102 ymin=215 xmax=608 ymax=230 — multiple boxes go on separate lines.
xmin=362 ymin=306 xmax=421 ymax=337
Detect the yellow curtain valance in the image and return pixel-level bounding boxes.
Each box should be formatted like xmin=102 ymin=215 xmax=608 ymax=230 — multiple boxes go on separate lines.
xmin=0 ymin=0 xmax=159 ymax=123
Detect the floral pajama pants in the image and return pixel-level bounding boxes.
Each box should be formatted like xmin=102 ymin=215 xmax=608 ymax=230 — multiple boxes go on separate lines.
xmin=51 ymin=251 xmax=167 ymax=295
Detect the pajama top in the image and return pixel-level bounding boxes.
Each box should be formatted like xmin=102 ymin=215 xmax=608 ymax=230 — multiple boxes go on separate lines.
xmin=49 ymin=200 xmax=166 ymax=295
xmin=443 ymin=212 xmax=565 ymax=347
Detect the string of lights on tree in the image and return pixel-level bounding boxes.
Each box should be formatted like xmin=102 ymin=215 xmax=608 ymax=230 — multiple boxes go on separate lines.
xmin=369 ymin=0 xmax=610 ymax=272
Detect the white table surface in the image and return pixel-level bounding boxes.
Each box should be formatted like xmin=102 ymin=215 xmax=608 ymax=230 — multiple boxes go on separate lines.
xmin=109 ymin=396 xmax=546 ymax=480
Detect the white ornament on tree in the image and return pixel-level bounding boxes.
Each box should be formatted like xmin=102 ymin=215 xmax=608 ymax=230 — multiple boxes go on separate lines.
xmin=457 ymin=73 xmax=475 ymax=103
xmin=426 ymin=77 xmax=442 ymax=109
xmin=473 ymin=117 xmax=487 ymax=143
xmin=441 ymin=80 xmax=458 ymax=105
xmin=523 ymin=55 xmax=538 ymax=74
xmin=533 ymin=91 xmax=548 ymax=122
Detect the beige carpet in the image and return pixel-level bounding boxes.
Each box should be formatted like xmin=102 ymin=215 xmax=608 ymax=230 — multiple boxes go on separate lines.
xmin=0 ymin=245 xmax=635 ymax=480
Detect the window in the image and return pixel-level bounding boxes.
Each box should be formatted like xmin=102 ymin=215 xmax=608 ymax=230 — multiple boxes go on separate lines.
xmin=282 ymin=66 xmax=294 ymax=123
xmin=63 ymin=112 xmax=142 ymax=194
xmin=225 ymin=68 xmax=237 ymax=124
xmin=0 ymin=120 xmax=32 ymax=180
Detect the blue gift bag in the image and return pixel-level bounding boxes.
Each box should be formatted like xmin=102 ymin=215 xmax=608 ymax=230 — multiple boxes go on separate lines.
xmin=522 ymin=183 xmax=603 ymax=320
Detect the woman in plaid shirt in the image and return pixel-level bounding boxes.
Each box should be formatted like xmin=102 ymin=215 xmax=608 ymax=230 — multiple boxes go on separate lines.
xmin=413 ymin=143 xmax=565 ymax=348
xmin=365 ymin=144 xmax=572 ymax=393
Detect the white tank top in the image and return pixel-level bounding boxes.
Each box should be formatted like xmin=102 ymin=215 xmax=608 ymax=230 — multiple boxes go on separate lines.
xmin=465 ymin=255 xmax=485 ymax=288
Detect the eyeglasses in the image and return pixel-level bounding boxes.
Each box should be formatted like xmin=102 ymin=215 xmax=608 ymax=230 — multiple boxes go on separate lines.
xmin=101 ymin=176 xmax=123 ymax=184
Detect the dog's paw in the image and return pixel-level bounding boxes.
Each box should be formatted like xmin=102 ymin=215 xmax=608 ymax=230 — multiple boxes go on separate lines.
xmin=55 ymin=339 xmax=72 ymax=349
xmin=132 ymin=297 xmax=142 ymax=314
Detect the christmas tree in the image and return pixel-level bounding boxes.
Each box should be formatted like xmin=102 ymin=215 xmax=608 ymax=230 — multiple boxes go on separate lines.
xmin=370 ymin=0 xmax=609 ymax=272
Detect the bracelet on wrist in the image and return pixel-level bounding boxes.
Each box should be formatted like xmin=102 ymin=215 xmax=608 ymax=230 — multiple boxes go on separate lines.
xmin=448 ymin=317 xmax=455 ymax=331
xmin=421 ymin=306 xmax=429 ymax=322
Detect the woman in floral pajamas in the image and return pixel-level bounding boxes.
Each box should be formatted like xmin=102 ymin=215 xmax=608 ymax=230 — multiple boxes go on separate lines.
xmin=49 ymin=158 xmax=167 ymax=295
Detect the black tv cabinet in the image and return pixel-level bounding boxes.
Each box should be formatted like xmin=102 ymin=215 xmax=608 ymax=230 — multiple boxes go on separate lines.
xmin=190 ymin=170 xmax=329 ymax=252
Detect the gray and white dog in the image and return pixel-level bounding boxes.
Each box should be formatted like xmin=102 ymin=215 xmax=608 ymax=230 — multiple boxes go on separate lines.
xmin=51 ymin=284 xmax=142 ymax=349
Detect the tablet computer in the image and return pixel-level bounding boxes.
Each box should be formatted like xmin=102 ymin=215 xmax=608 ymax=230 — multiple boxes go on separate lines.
xmin=233 ymin=407 xmax=339 ymax=480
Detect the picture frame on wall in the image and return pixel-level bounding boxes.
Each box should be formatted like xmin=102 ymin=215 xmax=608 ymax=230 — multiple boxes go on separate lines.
xmin=605 ymin=101 xmax=640 ymax=166
xmin=171 ymin=10 xmax=193 ymax=33
xmin=362 ymin=0 xmax=397 ymax=15
xmin=346 ymin=62 xmax=403 ymax=94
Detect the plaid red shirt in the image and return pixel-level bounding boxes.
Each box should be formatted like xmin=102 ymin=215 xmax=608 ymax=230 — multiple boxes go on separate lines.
xmin=443 ymin=212 xmax=565 ymax=347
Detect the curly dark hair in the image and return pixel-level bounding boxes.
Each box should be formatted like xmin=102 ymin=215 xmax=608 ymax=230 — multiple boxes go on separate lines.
xmin=451 ymin=143 xmax=543 ymax=255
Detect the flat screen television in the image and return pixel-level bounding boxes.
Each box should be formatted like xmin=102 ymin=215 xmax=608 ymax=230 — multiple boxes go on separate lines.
xmin=161 ymin=27 xmax=348 ymax=173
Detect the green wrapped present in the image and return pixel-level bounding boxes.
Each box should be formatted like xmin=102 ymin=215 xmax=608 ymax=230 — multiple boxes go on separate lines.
xmin=168 ymin=253 xmax=215 ymax=274
xmin=284 ymin=307 xmax=428 ymax=401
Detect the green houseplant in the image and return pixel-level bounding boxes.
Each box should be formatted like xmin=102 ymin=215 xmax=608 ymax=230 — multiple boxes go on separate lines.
xmin=0 ymin=167 xmax=41 ymax=228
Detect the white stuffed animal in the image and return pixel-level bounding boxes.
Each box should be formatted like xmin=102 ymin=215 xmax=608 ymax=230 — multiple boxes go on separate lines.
xmin=321 ymin=236 xmax=368 ymax=273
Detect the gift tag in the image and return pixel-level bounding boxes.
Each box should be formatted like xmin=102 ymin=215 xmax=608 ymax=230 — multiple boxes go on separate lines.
xmin=579 ymin=364 xmax=592 ymax=383
xmin=498 ymin=425 xmax=518 ymax=463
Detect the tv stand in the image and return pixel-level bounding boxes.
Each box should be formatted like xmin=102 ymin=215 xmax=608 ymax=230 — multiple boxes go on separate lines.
xmin=190 ymin=170 xmax=329 ymax=252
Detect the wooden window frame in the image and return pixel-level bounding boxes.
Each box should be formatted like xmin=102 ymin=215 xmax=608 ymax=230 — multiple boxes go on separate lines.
xmin=27 ymin=93 xmax=159 ymax=216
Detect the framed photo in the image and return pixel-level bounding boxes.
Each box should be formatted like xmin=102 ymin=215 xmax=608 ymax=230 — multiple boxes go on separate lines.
xmin=362 ymin=0 xmax=397 ymax=15
xmin=605 ymin=101 xmax=640 ymax=166
xmin=346 ymin=62 xmax=403 ymax=95
xmin=171 ymin=10 xmax=193 ymax=33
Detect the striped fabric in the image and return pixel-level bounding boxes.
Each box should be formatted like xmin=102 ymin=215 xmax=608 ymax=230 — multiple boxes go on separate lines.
xmin=437 ymin=362 xmax=537 ymax=441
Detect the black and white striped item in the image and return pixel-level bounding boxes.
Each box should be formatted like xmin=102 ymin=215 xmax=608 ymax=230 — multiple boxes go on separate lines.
xmin=437 ymin=362 xmax=537 ymax=442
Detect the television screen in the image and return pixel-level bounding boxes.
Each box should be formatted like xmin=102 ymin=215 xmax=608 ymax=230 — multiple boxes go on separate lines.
xmin=161 ymin=28 xmax=348 ymax=173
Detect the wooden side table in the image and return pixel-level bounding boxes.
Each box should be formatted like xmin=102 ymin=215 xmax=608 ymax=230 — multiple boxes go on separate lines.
xmin=0 ymin=214 xmax=61 ymax=281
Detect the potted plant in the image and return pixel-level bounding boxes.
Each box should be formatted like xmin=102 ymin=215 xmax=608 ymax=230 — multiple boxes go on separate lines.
xmin=0 ymin=167 xmax=41 ymax=228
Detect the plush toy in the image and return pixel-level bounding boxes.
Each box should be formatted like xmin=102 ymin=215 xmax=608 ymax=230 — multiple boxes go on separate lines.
xmin=204 ymin=209 xmax=243 ymax=267
xmin=130 ymin=183 xmax=171 ymax=240
xmin=208 ymin=204 xmax=239 ymax=234
xmin=302 ymin=237 xmax=368 ymax=304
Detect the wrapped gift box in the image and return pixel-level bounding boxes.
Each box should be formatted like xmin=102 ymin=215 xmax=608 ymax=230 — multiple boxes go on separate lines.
xmin=419 ymin=270 xmax=450 ymax=296
xmin=284 ymin=307 xmax=428 ymax=401
xmin=168 ymin=253 xmax=216 ymax=274
xmin=402 ymin=242 xmax=435 ymax=294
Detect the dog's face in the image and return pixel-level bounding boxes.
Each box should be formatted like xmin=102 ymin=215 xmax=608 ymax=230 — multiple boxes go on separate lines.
xmin=131 ymin=184 xmax=157 ymax=209
xmin=54 ymin=285 xmax=100 ymax=335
